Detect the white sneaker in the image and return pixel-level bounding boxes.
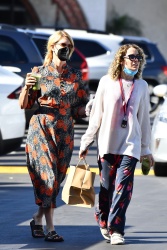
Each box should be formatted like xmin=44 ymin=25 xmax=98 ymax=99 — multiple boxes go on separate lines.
xmin=100 ymin=228 xmax=110 ymax=240
xmin=111 ymin=232 xmax=125 ymax=245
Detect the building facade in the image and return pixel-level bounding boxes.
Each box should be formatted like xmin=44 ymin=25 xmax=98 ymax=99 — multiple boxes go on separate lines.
xmin=108 ymin=0 xmax=167 ymax=59
xmin=0 ymin=0 xmax=166 ymax=58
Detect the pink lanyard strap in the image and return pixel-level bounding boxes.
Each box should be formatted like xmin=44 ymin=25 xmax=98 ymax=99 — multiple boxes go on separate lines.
xmin=119 ymin=78 xmax=134 ymax=117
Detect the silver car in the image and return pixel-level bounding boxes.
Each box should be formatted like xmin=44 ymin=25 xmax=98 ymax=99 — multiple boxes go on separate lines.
xmin=0 ymin=66 xmax=26 ymax=155
xmin=151 ymin=84 xmax=167 ymax=176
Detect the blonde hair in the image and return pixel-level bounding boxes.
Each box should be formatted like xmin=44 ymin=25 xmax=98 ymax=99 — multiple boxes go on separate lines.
xmin=43 ymin=30 xmax=74 ymax=66
xmin=108 ymin=44 xmax=146 ymax=80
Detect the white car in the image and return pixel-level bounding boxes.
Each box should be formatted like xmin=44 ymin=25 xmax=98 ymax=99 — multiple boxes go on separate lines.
xmin=27 ymin=28 xmax=167 ymax=117
xmin=34 ymin=28 xmax=122 ymax=91
xmin=64 ymin=29 xmax=122 ymax=82
xmin=151 ymin=84 xmax=167 ymax=176
xmin=0 ymin=66 xmax=26 ymax=155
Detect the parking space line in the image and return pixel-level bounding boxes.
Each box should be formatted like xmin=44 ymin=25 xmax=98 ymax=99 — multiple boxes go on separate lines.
xmin=0 ymin=166 xmax=154 ymax=175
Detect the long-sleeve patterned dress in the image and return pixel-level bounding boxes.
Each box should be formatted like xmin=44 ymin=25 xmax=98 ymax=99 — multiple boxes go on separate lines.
xmin=25 ymin=62 xmax=88 ymax=208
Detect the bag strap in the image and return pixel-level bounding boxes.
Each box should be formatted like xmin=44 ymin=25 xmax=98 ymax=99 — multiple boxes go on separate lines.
xmin=76 ymin=158 xmax=89 ymax=170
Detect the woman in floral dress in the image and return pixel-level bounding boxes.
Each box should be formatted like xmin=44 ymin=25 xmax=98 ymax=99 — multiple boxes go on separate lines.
xmin=19 ymin=30 xmax=88 ymax=242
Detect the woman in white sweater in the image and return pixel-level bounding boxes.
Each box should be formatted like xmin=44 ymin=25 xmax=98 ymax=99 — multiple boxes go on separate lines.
xmin=79 ymin=44 xmax=154 ymax=245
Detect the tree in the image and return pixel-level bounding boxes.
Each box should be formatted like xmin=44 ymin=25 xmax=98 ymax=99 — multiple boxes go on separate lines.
xmin=106 ymin=9 xmax=143 ymax=36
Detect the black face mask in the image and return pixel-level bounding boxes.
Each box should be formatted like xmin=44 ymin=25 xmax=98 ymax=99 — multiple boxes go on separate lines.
xmin=57 ymin=47 xmax=70 ymax=61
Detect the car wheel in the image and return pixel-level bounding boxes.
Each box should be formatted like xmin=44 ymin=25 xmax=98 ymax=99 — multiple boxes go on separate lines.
xmin=154 ymin=162 xmax=167 ymax=176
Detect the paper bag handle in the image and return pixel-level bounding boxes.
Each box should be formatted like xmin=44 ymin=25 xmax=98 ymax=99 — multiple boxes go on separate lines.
xmin=76 ymin=158 xmax=89 ymax=170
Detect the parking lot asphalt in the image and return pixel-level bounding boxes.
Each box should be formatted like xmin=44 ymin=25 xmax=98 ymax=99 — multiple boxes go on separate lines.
xmin=0 ymin=172 xmax=113 ymax=250
xmin=0 ymin=172 xmax=98 ymax=250
xmin=0 ymin=172 xmax=155 ymax=250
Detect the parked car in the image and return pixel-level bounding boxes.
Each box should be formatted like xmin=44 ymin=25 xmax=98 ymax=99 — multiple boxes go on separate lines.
xmin=0 ymin=66 xmax=26 ymax=155
xmin=0 ymin=24 xmax=88 ymax=80
xmin=0 ymin=24 xmax=43 ymax=77
xmin=0 ymin=24 xmax=89 ymax=126
xmin=151 ymin=84 xmax=167 ymax=176
xmin=2 ymin=24 xmax=167 ymax=115
xmin=34 ymin=28 xmax=167 ymax=115
xmin=35 ymin=28 xmax=122 ymax=92
xmin=70 ymin=30 xmax=167 ymax=115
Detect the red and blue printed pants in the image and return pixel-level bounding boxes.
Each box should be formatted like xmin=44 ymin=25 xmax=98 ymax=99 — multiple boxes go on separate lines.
xmin=95 ymin=154 xmax=138 ymax=236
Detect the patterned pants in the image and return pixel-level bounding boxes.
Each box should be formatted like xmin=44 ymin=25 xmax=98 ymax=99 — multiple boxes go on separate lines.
xmin=95 ymin=154 xmax=138 ymax=236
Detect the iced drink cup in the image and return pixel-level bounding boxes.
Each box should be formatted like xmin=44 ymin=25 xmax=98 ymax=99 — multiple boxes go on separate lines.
xmin=141 ymin=158 xmax=150 ymax=175
xmin=31 ymin=72 xmax=41 ymax=90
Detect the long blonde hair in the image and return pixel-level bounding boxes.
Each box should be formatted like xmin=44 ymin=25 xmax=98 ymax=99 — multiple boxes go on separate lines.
xmin=43 ymin=30 xmax=74 ymax=66
xmin=108 ymin=44 xmax=146 ymax=80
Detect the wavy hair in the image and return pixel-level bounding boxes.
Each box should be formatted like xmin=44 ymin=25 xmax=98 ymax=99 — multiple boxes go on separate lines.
xmin=108 ymin=44 xmax=146 ymax=80
xmin=43 ymin=30 xmax=74 ymax=66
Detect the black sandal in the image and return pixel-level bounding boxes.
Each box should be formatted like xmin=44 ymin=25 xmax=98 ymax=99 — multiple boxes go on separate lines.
xmin=45 ymin=231 xmax=64 ymax=242
xmin=30 ymin=219 xmax=45 ymax=238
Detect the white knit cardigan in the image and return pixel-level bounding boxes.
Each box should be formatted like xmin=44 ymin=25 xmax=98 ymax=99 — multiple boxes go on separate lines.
xmin=80 ymin=74 xmax=152 ymax=161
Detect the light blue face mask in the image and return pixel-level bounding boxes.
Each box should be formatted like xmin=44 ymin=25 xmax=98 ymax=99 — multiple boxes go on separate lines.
xmin=123 ymin=67 xmax=138 ymax=77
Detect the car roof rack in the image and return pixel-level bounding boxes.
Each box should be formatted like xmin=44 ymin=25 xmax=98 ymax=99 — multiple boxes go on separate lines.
xmin=16 ymin=25 xmax=110 ymax=35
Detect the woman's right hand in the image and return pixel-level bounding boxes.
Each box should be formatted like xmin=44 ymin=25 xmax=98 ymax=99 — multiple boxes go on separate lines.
xmin=19 ymin=72 xmax=36 ymax=108
xmin=25 ymin=72 xmax=36 ymax=89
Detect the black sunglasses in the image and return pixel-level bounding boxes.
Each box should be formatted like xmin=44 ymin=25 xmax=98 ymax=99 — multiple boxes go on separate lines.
xmin=124 ymin=54 xmax=143 ymax=61
xmin=56 ymin=42 xmax=73 ymax=49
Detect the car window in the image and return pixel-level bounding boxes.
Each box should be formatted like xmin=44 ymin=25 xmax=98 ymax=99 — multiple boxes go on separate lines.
xmin=0 ymin=35 xmax=28 ymax=64
xmin=73 ymin=39 xmax=107 ymax=58
xmin=32 ymin=36 xmax=85 ymax=69
xmin=32 ymin=37 xmax=47 ymax=59
xmin=121 ymin=39 xmax=152 ymax=60
xmin=70 ymin=50 xmax=82 ymax=63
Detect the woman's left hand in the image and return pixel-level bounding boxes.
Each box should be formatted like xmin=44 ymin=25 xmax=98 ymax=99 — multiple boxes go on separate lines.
xmin=79 ymin=149 xmax=88 ymax=159
xmin=85 ymin=99 xmax=94 ymax=116
xmin=140 ymin=154 xmax=155 ymax=167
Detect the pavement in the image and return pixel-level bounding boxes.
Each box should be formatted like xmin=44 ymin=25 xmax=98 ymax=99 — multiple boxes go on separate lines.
xmin=0 ymin=166 xmax=157 ymax=250
xmin=0 ymin=172 xmax=110 ymax=250
xmin=0 ymin=124 xmax=157 ymax=250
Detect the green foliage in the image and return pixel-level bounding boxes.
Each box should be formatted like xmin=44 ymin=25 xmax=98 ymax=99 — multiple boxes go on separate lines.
xmin=106 ymin=9 xmax=143 ymax=36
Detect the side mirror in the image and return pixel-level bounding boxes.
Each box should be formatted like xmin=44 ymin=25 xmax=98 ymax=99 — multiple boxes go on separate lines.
xmin=153 ymin=84 xmax=167 ymax=97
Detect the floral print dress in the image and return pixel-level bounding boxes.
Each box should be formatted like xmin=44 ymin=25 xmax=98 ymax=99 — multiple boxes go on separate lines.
xmin=25 ymin=62 xmax=88 ymax=208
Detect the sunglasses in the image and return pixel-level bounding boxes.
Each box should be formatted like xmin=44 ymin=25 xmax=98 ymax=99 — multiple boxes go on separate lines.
xmin=124 ymin=54 xmax=143 ymax=61
xmin=56 ymin=42 xmax=73 ymax=49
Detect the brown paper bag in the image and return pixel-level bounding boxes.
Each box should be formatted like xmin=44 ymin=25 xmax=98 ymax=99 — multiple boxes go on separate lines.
xmin=62 ymin=159 xmax=96 ymax=208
